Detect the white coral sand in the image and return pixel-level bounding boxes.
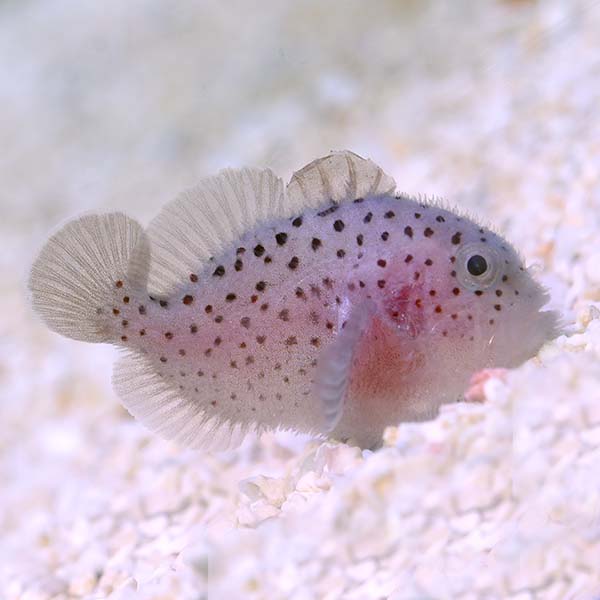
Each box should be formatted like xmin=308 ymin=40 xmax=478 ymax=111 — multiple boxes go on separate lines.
xmin=2 ymin=1 xmax=600 ymax=598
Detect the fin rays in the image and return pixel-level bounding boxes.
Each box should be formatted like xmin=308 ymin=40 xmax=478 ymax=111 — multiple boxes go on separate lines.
xmin=145 ymin=151 xmax=396 ymax=296
xmin=113 ymin=351 xmax=250 ymax=451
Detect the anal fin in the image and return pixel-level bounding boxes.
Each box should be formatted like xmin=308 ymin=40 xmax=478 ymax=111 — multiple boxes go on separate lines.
xmin=112 ymin=351 xmax=248 ymax=451
xmin=315 ymin=300 xmax=376 ymax=433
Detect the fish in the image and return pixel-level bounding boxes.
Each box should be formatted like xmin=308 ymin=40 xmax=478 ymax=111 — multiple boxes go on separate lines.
xmin=28 ymin=151 xmax=561 ymax=449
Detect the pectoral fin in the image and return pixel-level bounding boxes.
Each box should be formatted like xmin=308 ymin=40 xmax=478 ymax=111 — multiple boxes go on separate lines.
xmin=315 ymin=300 xmax=376 ymax=432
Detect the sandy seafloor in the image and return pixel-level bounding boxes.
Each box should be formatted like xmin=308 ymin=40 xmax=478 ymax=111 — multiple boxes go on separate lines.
xmin=2 ymin=0 xmax=600 ymax=598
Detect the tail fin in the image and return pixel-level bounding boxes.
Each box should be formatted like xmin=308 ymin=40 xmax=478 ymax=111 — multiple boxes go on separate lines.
xmin=28 ymin=212 xmax=150 ymax=343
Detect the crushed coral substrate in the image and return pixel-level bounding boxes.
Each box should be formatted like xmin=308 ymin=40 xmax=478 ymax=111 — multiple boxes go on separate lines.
xmin=2 ymin=1 xmax=600 ymax=598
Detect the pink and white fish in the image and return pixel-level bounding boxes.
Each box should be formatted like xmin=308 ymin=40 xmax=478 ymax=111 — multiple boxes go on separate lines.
xmin=29 ymin=151 xmax=560 ymax=449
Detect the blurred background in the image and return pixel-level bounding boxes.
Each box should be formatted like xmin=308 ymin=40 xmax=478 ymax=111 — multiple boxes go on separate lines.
xmin=2 ymin=0 xmax=600 ymax=598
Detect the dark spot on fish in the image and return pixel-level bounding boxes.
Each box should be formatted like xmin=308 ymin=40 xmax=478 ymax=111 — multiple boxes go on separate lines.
xmin=451 ymin=232 xmax=462 ymax=245
xmin=364 ymin=212 xmax=373 ymax=223
xmin=318 ymin=204 xmax=338 ymax=217
xmin=275 ymin=232 xmax=288 ymax=246
xmin=288 ymin=256 xmax=299 ymax=270
xmin=225 ymin=293 xmax=237 ymax=302
xmin=292 ymin=216 xmax=303 ymax=227
xmin=190 ymin=273 xmax=198 ymax=282
xmin=182 ymin=295 xmax=194 ymax=305
xmin=253 ymin=244 xmax=265 ymax=257
xmin=213 ymin=265 xmax=225 ymax=277
xmin=424 ymin=227 xmax=434 ymax=237
xmin=404 ymin=226 xmax=413 ymax=238
xmin=311 ymin=238 xmax=322 ymax=251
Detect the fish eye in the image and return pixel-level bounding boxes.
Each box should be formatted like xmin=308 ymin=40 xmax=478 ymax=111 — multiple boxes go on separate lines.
xmin=455 ymin=242 xmax=499 ymax=290
xmin=467 ymin=254 xmax=488 ymax=276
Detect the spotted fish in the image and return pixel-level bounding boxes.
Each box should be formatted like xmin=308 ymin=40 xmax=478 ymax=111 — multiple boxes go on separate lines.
xmin=29 ymin=151 xmax=560 ymax=449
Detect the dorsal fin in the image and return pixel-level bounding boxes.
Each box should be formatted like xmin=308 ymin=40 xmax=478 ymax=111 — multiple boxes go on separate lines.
xmin=146 ymin=167 xmax=286 ymax=295
xmin=146 ymin=151 xmax=396 ymax=295
xmin=286 ymin=150 xmax=396 ymax=208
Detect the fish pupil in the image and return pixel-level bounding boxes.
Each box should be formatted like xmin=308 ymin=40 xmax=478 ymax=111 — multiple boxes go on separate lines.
xmin=467 ymin=254 xmax=488 ymax=276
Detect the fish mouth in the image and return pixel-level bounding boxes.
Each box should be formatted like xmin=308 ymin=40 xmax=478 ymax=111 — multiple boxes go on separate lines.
xmin=516 ymin=278 xmax=564 ymax=362
xmin=529 ymin=274 xmax=565 ymax=339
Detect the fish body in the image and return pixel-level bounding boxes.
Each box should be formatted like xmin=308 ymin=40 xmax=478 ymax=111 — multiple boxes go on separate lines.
xmin=29 ymin=152 xmax=560 ymax=449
